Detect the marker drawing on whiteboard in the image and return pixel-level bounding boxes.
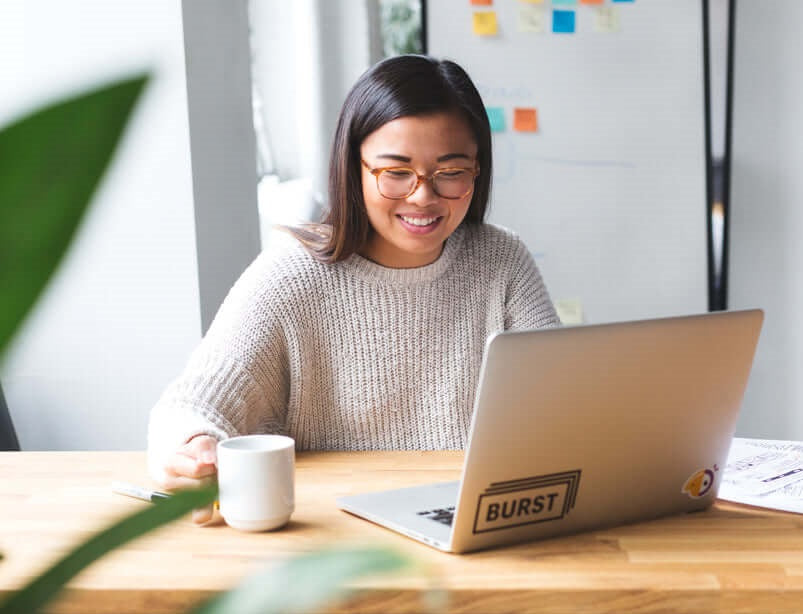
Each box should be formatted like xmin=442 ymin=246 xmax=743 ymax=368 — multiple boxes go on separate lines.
xmin=523 ymin=154 xmax=636 ymax=169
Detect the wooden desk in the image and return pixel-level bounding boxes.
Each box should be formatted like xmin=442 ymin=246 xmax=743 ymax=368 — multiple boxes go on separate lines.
xmin=1 ymin=451 xmax=802 ymax=613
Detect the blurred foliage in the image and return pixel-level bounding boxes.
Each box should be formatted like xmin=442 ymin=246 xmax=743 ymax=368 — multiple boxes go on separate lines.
xmin=0 ymin=75 xmax=147 ymax=357
xmin=191 ymin=546 xmax=413 ymax=614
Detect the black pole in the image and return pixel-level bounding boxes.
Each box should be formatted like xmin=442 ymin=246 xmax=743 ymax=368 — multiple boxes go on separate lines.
xmin=703 ymin=0 xmax=735 ymax=311
xmin=721 ymin=0 xmax=736 ymax=310
xmin=702 ymin=0 xmax=716 ymax=311
xmin=421 ymin=0 xmax=428 ymax=55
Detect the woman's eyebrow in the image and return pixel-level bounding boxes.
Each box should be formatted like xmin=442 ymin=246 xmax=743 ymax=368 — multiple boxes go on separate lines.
xmin=375 ymin=153 xmax=411 ymax=163
xmin=437 ymin=153 xmax=472 ymax=163
xmin=374 ymin=153 xmax=473 ymax=163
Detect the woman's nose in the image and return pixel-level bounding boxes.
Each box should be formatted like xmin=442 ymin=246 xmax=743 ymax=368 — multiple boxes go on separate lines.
xmin=407 ymin=176 xmax=439 ymax=206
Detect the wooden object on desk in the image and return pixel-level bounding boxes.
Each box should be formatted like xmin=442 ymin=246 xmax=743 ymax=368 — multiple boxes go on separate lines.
xmin=1 ymin=451 xmax=803 ymax=613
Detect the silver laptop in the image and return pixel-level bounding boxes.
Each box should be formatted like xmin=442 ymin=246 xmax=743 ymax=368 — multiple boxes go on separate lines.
xmin=337 ymin=309 xmax=764 ymax=553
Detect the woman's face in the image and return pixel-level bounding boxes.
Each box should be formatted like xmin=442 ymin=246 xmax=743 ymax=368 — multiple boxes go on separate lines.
xmin=358 ymin=111 xmax=479 ymax=268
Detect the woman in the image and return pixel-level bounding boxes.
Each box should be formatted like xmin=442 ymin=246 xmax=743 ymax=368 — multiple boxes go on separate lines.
xmin=148 ymin=55 xmax=559 ymax=522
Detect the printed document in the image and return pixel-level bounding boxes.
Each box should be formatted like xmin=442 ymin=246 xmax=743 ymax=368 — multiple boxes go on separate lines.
xmin=719 ymin=437 xmax=803 ymax=513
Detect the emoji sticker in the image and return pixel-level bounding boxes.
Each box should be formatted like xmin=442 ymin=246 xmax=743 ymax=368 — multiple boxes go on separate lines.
xmin=682 ymin=466 xmax=718 ymax=498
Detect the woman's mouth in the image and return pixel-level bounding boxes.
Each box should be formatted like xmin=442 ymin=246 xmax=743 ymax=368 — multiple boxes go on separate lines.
xmin=397 ymin=214 xmax=443 ymax=234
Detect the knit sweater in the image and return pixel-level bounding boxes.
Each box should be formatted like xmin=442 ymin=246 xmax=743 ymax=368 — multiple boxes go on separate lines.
xmin=147 ymin=223 xmax=559 ymax=481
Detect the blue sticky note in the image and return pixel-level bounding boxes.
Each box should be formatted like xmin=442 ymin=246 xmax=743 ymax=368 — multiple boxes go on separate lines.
xmin=552 ymin=0 xmax=577 ymax=4
xmin=552 ymin=9 xmax=575 ymax=33
xmin=486 ymin=107 xmax=506 ymax=132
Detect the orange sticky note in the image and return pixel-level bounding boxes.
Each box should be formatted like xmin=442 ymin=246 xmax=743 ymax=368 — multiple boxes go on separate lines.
xmin=473 ymin=11 xmax=499 ymax=35
xmin=471 ymin=0 xmax=493 ymax=5
xmin=513 ymin=108 xmax=538 ymax=132
xmin=580 ymin=0 xmax=604 ymax=4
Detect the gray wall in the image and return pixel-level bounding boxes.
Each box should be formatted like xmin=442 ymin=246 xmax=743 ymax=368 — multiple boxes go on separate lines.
xmin=730 ymin=0 xmax=803 ymax=439
xmin=182 ymin=0 xmax=261 ymax=333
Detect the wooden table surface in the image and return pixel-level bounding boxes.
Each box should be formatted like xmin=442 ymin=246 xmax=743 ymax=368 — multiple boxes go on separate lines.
xmin=1 ymin=451 xmax=803 ymax=613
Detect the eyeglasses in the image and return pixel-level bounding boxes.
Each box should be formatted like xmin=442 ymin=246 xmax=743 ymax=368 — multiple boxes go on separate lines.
xmin=361 ymin=159 xmax=479 ymax=200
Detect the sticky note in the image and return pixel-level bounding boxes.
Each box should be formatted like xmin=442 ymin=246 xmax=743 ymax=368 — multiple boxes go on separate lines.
xmin=513 ymin=108 xmax=538 ymax=132
xmin=580 ymin=0 xmax=603 ymax=4
xmin=594 ymin=6 xmax=620 ymax=32
xmin=471 ymin=0 xmax=493 ymax=5
xmin=473 ymin=11 xmax=499 ymax=36
xmin=486 ymin=107 xmax=506 ymax=132
xmin=552 ymin=0 xmax=577 ymax=4
xmin=518 ymin=0 xmax=544 ymax=3
xmin=552 ymin=9 xmax=575 ymax=33
xmin=518 ymin=5 xmax=546 ymax=32
xmin=555 ymin=299 xmax=584 ymax=325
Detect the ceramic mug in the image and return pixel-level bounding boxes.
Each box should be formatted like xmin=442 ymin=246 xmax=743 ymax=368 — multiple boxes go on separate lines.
xmin=217 ymin=434 xmax=295 ymax=531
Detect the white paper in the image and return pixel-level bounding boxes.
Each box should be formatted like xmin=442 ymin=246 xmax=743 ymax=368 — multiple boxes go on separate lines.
xmin=718 ymin=437 xmax=803 ymax=513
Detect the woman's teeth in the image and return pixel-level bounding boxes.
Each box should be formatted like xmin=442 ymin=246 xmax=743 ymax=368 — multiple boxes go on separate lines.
xmin=400 ymin=215 xmax=438 ymax=226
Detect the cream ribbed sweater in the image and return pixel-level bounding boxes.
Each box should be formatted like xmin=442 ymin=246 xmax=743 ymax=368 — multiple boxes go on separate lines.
xmin=147 ymin=223 xmax=559 ymax=481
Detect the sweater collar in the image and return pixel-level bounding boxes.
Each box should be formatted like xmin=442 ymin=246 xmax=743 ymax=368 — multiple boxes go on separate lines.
xmin=345 ymin=225 xmax=465 ymax=285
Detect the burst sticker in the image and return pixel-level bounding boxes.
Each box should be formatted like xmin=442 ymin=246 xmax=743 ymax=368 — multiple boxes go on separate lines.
xmin=473 ymin=470 xmax=581 ymax=534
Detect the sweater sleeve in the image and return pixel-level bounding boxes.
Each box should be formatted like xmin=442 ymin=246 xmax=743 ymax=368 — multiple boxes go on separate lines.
xmin=147 ymin=253 xmax=290 ymax=484
xmin=504 ymin=237 xmax=561 ymax=330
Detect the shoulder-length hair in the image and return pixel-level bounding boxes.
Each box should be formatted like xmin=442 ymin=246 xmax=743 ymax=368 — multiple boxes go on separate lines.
xmin=286 ymin=54 xmax=492 ymax=263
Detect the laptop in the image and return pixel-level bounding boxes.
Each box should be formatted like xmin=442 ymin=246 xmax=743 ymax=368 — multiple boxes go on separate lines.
xmin=337 ymin=309 xmax=764 ymax=553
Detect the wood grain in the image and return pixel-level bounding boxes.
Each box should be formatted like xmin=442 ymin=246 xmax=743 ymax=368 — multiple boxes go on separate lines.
xmin=1 ymin=451 xmax=802 ymax=613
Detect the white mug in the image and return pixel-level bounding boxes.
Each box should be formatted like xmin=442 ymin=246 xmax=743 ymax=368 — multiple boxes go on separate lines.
xmin=217 ymin=434 xmax=295 ymax=532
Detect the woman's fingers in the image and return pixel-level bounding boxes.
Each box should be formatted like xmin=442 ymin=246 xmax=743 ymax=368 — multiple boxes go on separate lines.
xmin=165 ymin=451 xmax=216 ymax=480
xmin=163 ymin=435 xmax=219 ymax=481
xmin=160 ymin=435 xmax=222 ymax=526
xmin=160 ymin=473 xmax=216 ymax=492
xmin=184 ymin=435 xmax=218 ymax=465
xmin=192 ymin=504 xmax=215 ymax=525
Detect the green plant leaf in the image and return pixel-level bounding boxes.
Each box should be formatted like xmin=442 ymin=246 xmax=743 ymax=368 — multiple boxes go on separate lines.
xmin=0 ymin=485 xmax=217 ymax=614
xmin=191 ymin=546 xmax=413 ymax=614
xmin=0 ymin=74 xmax=148 ymax=357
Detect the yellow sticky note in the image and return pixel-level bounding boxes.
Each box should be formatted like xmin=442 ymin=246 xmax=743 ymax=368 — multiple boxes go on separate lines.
xmin=473 ymin=11 xmax=499 ymax=36
xmin=555 ymin=299 xmax=584 ymax=325
xmin=593 ymin=6 xmax=620 ymax=32
xmin=518 ymin=5 xmax=546 ymax=32
xmin=513 ymin=107 xmax=538 ymax=132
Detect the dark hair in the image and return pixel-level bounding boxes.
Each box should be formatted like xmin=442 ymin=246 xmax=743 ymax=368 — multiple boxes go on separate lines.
xmin=287 ymin=54 xmax=492 ymax=263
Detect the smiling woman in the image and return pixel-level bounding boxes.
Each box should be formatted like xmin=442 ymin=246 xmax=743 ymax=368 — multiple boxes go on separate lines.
xmin=359 ymin=112 xmax=478 ymax=268
xmin=147 ymin=55 xmax=560 ymax=522
xmin=286 ymin=54 xmax=493 ymax=264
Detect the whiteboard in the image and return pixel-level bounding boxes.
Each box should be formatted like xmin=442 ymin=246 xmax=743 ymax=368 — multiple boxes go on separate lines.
xmin=427 ymin=0 xmax=708 ymax=324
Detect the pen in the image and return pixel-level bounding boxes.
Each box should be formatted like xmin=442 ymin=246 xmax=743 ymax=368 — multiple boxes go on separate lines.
xmin=112 ymin=480 xmax=171 ymax=503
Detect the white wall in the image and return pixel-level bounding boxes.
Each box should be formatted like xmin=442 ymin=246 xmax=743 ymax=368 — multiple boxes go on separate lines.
xmin=249 ymin=0 xmax=378 ymax=199
xmin=730 ymin=1 xmax=803 ymax=439
xmin=0 ymin=1 xmax=202 ymax=449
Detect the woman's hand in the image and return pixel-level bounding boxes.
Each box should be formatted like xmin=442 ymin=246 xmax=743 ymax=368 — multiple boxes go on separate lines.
xmin=162 ymin=435 xmax=219 ymax=524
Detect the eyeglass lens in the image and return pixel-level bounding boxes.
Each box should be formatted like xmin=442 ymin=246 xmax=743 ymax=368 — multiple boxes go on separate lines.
xmin=378 ymin=169 xmax=474 ymax=199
